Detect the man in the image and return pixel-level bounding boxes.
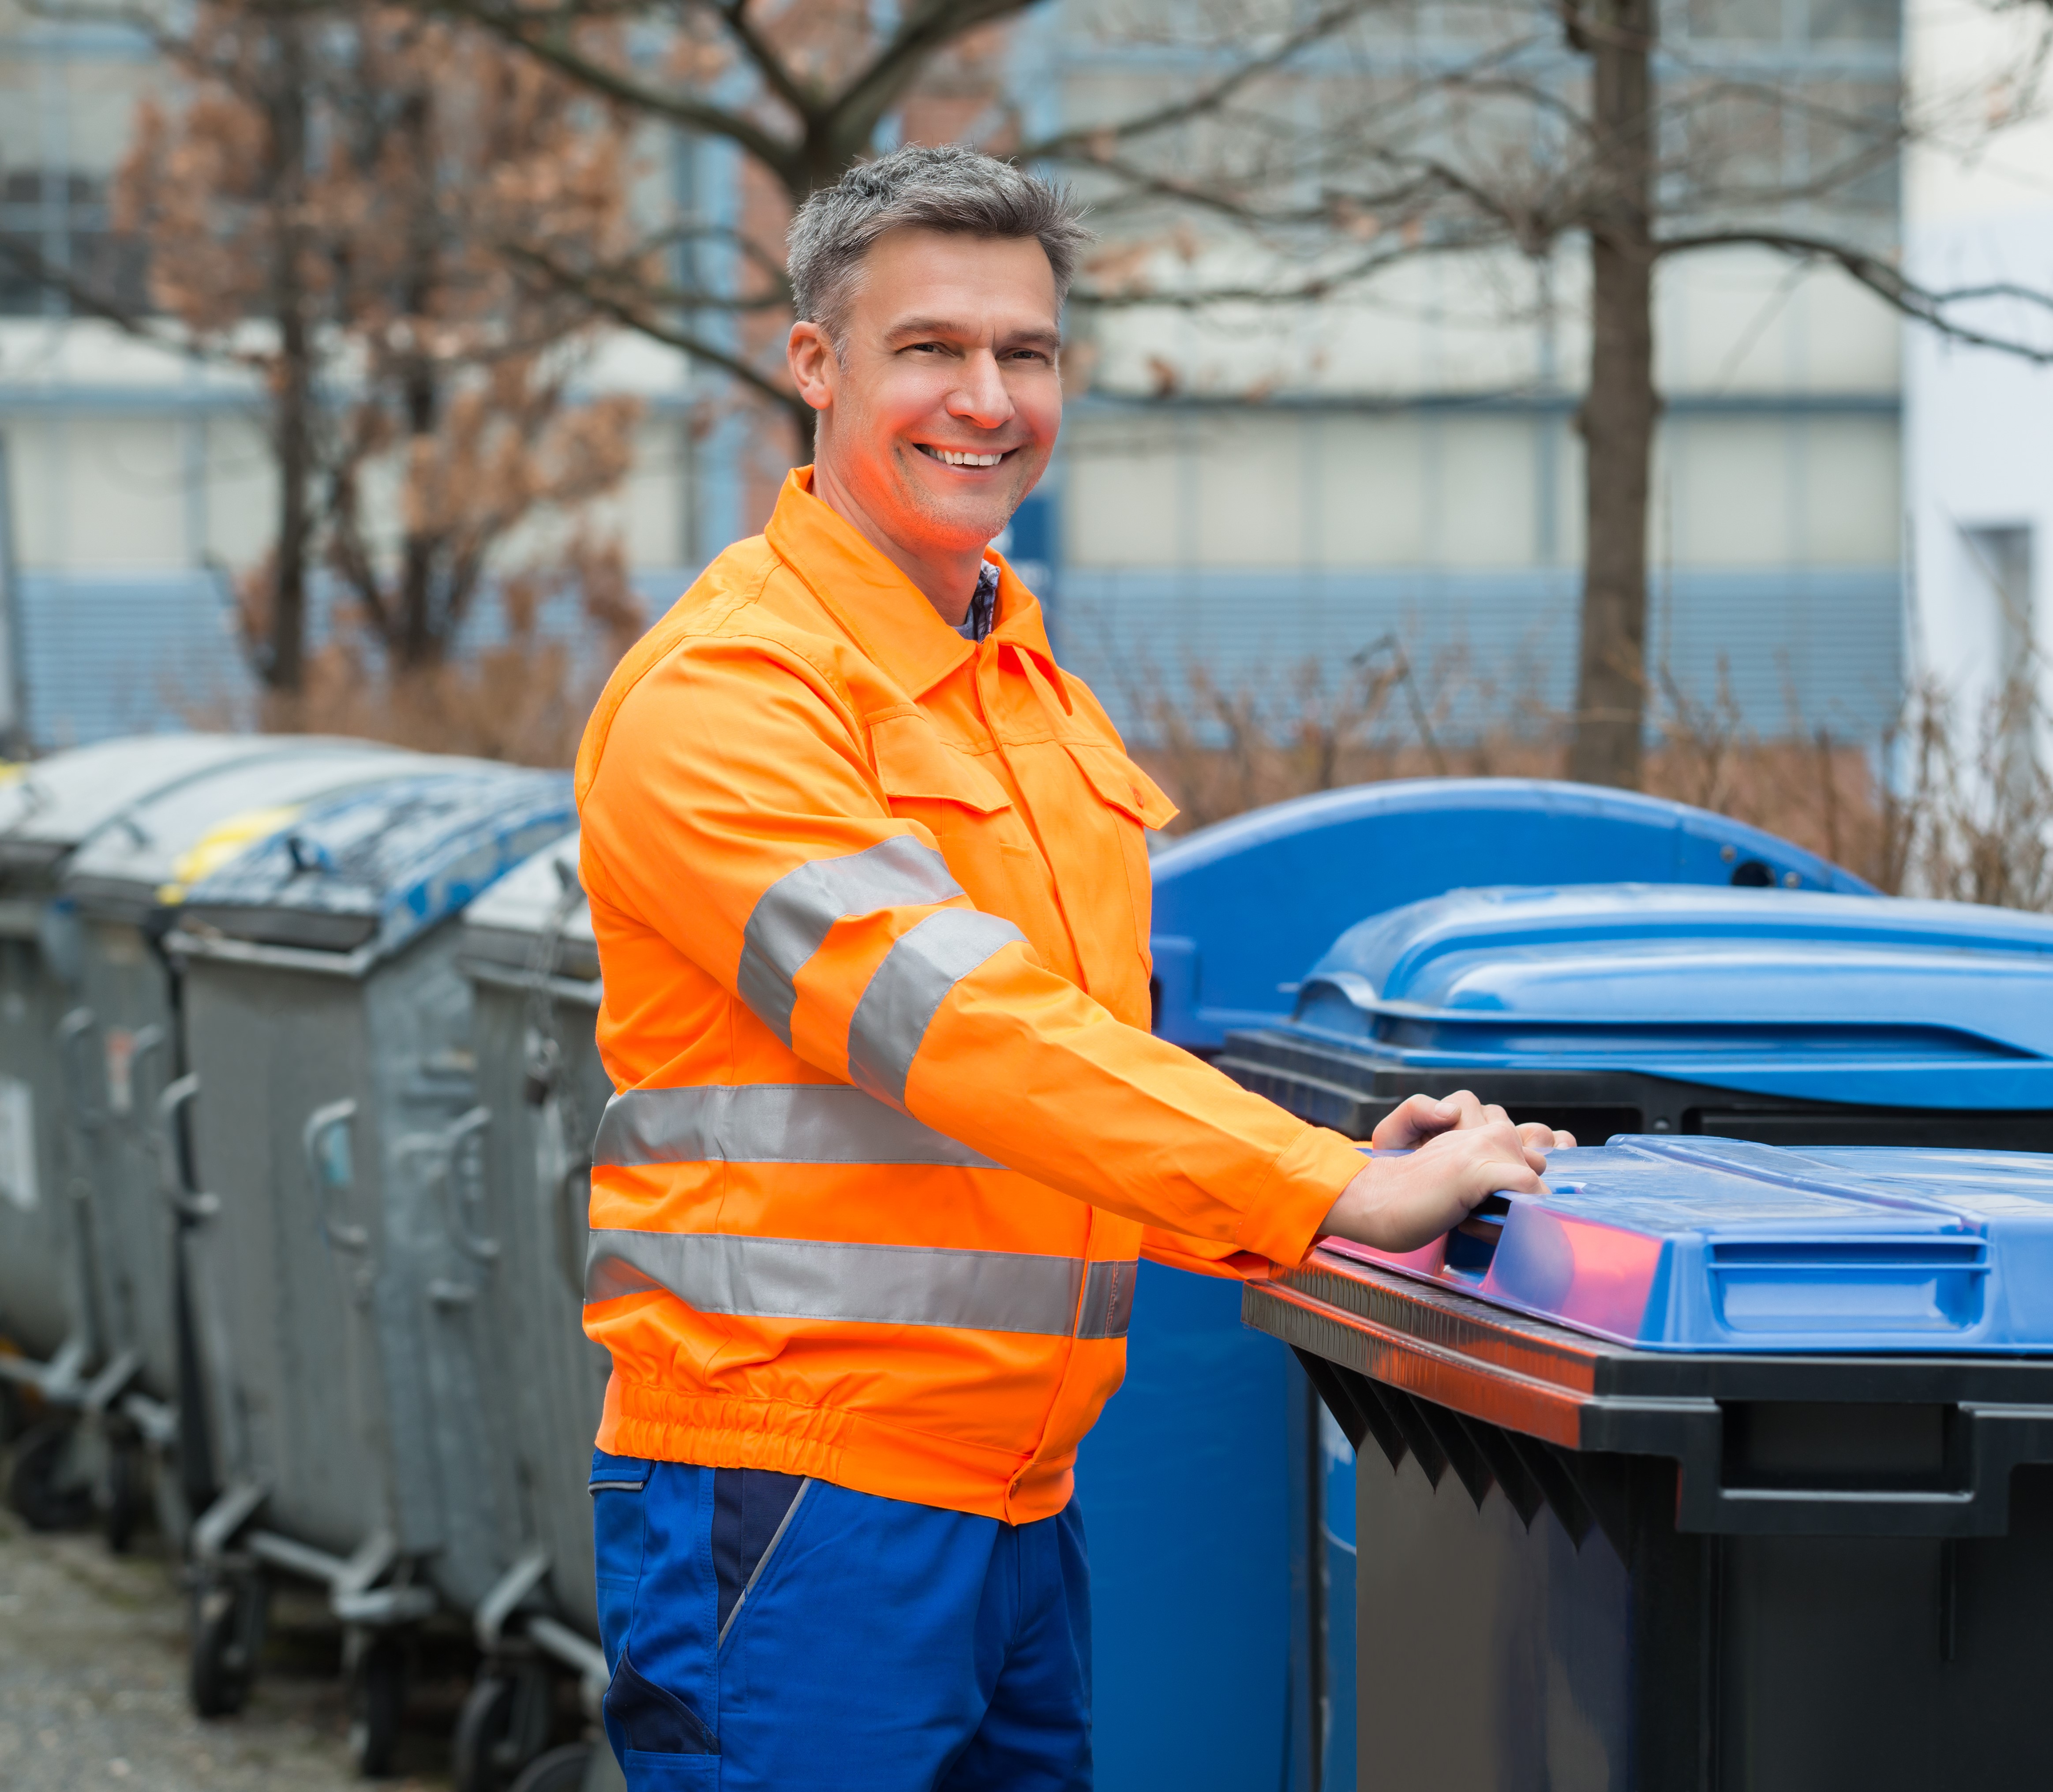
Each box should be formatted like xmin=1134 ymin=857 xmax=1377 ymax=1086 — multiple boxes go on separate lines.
xmin=576 ymin=143 xmax=1569 ymax=1791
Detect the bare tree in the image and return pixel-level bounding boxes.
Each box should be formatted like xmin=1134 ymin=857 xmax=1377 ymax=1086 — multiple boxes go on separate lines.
xmin=4 ymin=0 xmax=648 ymax=721
xmin=412 ymin=0 xmax=1400 ymax=475
xmin=421 ymin=0 xmax=2053 ymax=790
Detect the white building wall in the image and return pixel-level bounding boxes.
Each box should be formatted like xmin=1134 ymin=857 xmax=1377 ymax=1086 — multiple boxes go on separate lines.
xmin=1903 ymin=0 xmax=2053 ymax=724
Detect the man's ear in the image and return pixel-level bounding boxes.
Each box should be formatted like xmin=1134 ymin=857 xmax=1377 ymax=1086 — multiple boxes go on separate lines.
xmin=788 ymin=320 xmax=837 ymax=414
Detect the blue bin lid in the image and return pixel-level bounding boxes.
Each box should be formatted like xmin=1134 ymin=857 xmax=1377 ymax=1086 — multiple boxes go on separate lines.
xmin=1148 ymin=778 xmax=1872 ymax=1051
xmin=1284 ymin=883 xmax=2053 ymax=1110
xmin=1326 ymin=1134 xmax=2053 ymax=1354
xmin=175 ymin=764 xmax=575 ymax=963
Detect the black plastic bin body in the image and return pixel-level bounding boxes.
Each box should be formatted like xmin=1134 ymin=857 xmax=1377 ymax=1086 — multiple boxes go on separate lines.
xmin=1248 ymin=1244 xmax=2053 ymax=1792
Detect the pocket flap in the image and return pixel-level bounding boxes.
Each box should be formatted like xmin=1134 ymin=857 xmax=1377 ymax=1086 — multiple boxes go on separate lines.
xmin=871 ymin=716 xmax=1013 ymax=815
xmin=589 ymin=1450 xmax=653 ymax=1493
xmin=1064 ymin=741 xmax=1180 ymax=831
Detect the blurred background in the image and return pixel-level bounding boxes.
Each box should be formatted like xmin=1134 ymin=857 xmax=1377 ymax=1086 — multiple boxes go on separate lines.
xmin=0 ymin=0 xmax=2050 ymax=893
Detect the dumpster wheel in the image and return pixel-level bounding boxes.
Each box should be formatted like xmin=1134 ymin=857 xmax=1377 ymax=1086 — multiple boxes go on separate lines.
xmin=188 ymin=1569 xmax=265 ymax=1717
xmin=102 ymin=1433 xmax=143 ymax=1555
xmin=454 ymin=1661 xmax=555 ymax=1792
xmin=348 ymin=1631 xmax=409 ymax=1777
xmin=7 ymin=1417 xmax=92 ymax=1531
xmin=507 ymin=1743 xmax=597 ymax=1792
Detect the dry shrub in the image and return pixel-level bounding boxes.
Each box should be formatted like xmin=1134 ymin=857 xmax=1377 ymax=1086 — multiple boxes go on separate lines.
xmin=1128 ymin=651 xmax=2053 ymax=910
xmin=256 ymin=537 xmax=644 ymax=766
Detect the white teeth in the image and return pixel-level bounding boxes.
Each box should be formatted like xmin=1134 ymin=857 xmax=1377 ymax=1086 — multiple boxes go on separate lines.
xmin=925 ymin=447 xmax=1004 ymax=467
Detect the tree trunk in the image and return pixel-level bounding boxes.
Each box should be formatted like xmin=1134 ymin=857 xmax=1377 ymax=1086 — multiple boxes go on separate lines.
xmin=262 ymin=11 xmax=314 ymax=701
xmin=1567 ymin=0 xmax=1658 ymax=789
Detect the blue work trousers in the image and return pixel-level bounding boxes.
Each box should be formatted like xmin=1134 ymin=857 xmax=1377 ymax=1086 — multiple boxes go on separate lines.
xmin=591 ymin=1452 xmax=1093 ymax=1790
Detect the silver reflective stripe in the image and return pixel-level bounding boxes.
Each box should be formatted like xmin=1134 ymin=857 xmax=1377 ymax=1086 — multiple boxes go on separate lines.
xmin=847 ymin=909 xmax=1025 ymax=1106
xmin=738 ymin=838 xmax=963 ymax=1045
xmin=717 ymin=1479 xmax=811 ymax=1651
xmin=587 ymin=1230 xmax=1137 ymax=1339
xmin=1076 ymin=1260 xmax=1138 ymax=1341
xmin=593 ymin=1083 xmax=998 ymax=1170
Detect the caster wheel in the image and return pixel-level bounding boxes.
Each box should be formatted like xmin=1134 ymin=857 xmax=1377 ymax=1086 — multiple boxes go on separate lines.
xmin=454 ymin=1664 xmax=555 ymax=1792
xmin=103 ymin=1437 xmax=142 ymax=1554
xmin=509 ymin=1743 xmax=599 ymax=1792
xmin=189 ymin=1571 xmax=265 ymax=1717
xmin=7 ymin=1417 xmax=92 ymax=1531
xmin=348 ymin=1633 xmax=408 ymax=1777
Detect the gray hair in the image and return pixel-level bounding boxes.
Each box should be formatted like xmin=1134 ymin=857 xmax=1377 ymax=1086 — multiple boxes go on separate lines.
xmin=787 ymin=144 xmax=1091 ymax=352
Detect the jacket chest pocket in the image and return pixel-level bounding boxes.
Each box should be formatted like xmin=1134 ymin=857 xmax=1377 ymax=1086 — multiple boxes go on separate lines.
xmin=868 ymin=716 xmax=1041 ymax=917
xmin=870 ymin=715 xmax=1014 ymax=831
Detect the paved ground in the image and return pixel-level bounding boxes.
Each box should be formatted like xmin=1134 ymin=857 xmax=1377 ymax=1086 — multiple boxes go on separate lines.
xmin=0 ymin=1499 xmax=464 ymax=1791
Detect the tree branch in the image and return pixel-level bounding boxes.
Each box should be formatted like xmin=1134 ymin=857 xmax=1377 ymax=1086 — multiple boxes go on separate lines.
xmin=1018 ymin=0 xmax=1386 ymax=164
xmin=822 ymin=0 xmax=1045 ymax=170
xmin=712 ymin=0 xmax=822 ymax=124
xmin=428 ymin=0 xmax=804 ymax=184
xmin=1657 ymin=226 xmax=2053 ymax=362
xmin=504 ymin=239 xmax=810 ymax=430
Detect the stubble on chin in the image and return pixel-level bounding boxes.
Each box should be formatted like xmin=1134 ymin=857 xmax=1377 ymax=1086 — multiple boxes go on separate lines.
xmin=892 ymin=441 xmax=1038 ymax=548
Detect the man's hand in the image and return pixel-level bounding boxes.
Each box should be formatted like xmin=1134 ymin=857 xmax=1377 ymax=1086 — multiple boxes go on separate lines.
xmin=1321 ymin=1094 xmax=1571 ymax=1255
xmin=1372 ymin=1089 xmax=1576 ymax=1158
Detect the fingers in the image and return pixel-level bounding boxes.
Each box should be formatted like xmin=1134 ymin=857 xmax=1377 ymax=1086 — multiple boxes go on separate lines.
xmin=1514 ymin=1121 xmax=1557 ymax=1154
xmin=1370 ymin=1089 xmax=1506 ymax=1150
xmin=1373 ymin=1096 xmax=1579 ymax=1159
xmin=1370 ymin=1092 xmax=1453 ymax=1151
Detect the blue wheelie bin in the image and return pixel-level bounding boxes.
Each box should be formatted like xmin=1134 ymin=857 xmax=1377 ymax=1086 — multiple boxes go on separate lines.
xmin=1225 ymin=881 xmax=2053 ymax=1786
xmin=1244 ymin=1134 xmax=2053 ymax=1791
xmin=1084 ymin=779 xmax=1868 ymax=1792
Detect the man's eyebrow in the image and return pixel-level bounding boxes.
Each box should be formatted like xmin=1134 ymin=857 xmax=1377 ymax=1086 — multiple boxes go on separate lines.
xmin=885 ymin=316 xmax=1062 ymax=350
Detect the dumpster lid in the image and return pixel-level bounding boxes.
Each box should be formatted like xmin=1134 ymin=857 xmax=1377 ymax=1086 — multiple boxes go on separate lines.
xmin=61 ymin=742 xmax=433 ymax=917
xmin=1325 ymin=1133 xmax=2053 ymax=1353
xmin=458 ymin=831 xmax=596 ymax=984
xmin=173 ymin=766 xmax=576 ymax=963
xmin=1146 ymin=778 xmax=1874 ymax=1051
xmin=1284 ymin=884 xmax=2053 ymax=1109
xmin=0 ymin=735 xmax=279 ymax=874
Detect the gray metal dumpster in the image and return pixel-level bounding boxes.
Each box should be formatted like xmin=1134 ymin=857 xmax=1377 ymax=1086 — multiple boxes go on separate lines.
xmin=0 ymin=736 xmax=269 ymax=1370
xmin=165 ymin=764 xmax=574 ymax=1773
xmin=450 ymin=830 xmax=618 ymax=1792
xmin=52 ymin=740 xmax=431 ymax=1546
xmin=0 ymin=735 xmax=305 ymax=1528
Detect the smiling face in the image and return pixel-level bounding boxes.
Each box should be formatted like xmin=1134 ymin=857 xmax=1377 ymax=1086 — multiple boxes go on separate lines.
xmin=789 ymin=227 xmax=1063 ymax=567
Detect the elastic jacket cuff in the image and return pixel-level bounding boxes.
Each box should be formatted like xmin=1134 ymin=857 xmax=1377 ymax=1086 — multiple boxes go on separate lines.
xmin=1233 ymin=1123 xmax=1371 ymax=1269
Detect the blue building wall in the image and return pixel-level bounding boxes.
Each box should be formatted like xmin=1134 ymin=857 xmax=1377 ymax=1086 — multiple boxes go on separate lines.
xmin=1050 ymin=565 xmax=1904 ymax=751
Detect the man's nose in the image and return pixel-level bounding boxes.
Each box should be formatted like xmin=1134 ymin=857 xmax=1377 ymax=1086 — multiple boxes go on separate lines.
xmin=946 ymin=349 xmax=1015 ymax=429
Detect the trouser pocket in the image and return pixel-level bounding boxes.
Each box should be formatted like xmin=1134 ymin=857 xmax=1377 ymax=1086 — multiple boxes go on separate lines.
xmin=606 ymin=1646 xmax=719 ymax=1786
xmin=619 ymin=1753 xmax=717 ymax=1788
xmin=591 ymin=1460 xmax=724 ymax=1786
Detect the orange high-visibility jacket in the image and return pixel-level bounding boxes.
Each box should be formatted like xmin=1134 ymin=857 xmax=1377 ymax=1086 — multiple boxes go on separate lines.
xmin=575 ymin=469 xmax=1370 ymax=1523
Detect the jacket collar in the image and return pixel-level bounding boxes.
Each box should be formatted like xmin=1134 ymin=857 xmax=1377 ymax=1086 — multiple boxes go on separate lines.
xmin=763 ymin=468 xmax=1061 ymax=700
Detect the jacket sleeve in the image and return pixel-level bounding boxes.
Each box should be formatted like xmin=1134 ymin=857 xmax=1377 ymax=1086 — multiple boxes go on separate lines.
xmin=578 ymin=633 xmax=1366 ymax=1271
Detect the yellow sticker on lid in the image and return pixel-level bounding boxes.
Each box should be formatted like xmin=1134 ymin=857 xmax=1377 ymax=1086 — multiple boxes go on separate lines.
xmin=157 ymin=803 xmax=306 ymax=905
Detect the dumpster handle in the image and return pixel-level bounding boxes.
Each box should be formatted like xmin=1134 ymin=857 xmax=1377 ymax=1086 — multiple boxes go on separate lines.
xmin=56 ymin=1006 xmax=105 ymax=1134
xmin=153 ymin=1073 xmax=219 ymax=1221
xmin=437 ymin=1105 xmax=499 ymax=1267
xmin=554 ymin=1160 xmax=591 ymax=1302
xmin=125 ymin=1024 xmax=168 ymax=1129
xmin=303 ymin=1099 xmax=368 ymax=1252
